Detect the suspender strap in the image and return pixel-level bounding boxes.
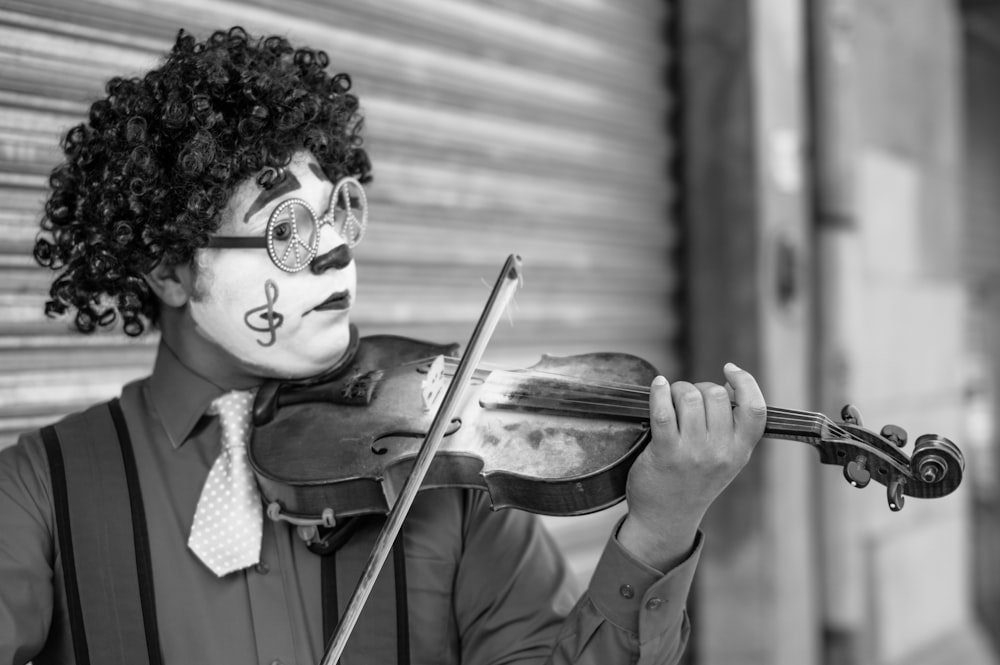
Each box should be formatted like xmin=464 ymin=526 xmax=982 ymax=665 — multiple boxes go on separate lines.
xmin=41 ymin=399 xmax=162 ymax=665
xmin=392 ymin=537 xmax=410 ymax=665
xmin=319 ymin=518 xmax=410 ymax=665
xmin=40 ymin=427 xmax=89 ymax=665
xmin=321 ymin=551 xmax=338 ymax=646
xmin=108 ymin=399 xmax=163 ymax=663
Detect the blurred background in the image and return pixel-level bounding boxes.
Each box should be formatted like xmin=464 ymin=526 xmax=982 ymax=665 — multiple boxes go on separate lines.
xmin=0 ymin=0 xmax=997 ymax=663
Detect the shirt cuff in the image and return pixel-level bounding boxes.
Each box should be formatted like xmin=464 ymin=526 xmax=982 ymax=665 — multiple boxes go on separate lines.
xmin=587 ymin=516 xmax=703 ymax=638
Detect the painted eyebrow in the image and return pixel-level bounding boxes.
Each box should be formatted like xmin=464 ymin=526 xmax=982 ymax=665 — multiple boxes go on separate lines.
xmin=242 ymin=172 xmax=304 ymax=225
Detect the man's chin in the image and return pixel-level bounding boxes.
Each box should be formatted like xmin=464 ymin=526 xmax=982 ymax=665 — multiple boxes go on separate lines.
xmin=245 ymin=340 xmax=354 ymax=381
xmin=247 ymin=354 xmax=346 ymax=381
xmin=210 ymin=315 xmax=352 ymax=380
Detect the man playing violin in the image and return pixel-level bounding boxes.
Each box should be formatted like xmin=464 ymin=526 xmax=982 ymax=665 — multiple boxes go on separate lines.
xmin=0 ymin=27 xmax=767 ymax=665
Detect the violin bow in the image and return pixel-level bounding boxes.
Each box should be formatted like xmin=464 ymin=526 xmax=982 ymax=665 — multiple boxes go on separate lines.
xmin=320 ymin=254 xmax=523 ymax=665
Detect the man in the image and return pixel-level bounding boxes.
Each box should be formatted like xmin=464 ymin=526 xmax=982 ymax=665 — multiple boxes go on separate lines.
xmin=0 ymin=26 xmax=766 ymax=665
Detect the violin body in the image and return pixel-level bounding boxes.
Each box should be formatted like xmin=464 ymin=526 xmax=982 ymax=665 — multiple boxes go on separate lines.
xmin=249 ymin=331 xmax=658 ymax=523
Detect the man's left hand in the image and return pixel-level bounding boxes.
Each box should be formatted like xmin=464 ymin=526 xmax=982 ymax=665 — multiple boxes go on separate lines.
xmin=617 ymin=363 xmax=767 ymax=571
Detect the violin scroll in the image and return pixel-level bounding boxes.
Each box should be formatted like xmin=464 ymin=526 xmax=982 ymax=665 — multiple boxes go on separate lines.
xmin=822 ymin=405 xmax=965 ymax=511
xmin=910 ymin=434 xmax=964 ymax=489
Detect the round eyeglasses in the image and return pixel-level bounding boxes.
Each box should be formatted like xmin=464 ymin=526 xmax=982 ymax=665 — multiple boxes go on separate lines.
xmin=205 ymin=176 xmax=368 ymax=273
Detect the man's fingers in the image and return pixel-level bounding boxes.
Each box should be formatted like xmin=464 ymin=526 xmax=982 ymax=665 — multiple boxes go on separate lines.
xmin=649 ymin=375 xmax=679 ymax=444
xmin=722 ymin=362 xmax=767 ymax=442
xmin=670 ymin=380 xmax=706 ymax=442
xmin=695 ymin=381 xmax=735 ymax=440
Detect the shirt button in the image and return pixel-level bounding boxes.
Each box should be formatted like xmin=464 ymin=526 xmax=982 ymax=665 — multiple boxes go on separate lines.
xmin=255 ymin=561 xmax=270 ymax=575
xmin=619 ymin=584 xmax=635 ymax=599
xmin=645 ymin=597 xmax=664 ymax=610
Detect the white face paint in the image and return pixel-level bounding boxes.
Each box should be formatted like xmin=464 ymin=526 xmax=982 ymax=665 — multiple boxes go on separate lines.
xmin=188 ymin=151 xmax=357 ymax=379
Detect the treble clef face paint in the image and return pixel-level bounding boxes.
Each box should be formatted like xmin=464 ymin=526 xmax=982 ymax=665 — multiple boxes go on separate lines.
xmin=244 ymin=279 xmax=285 ymax=347
xmin=188 ymin=151 xmax=357 ymax=379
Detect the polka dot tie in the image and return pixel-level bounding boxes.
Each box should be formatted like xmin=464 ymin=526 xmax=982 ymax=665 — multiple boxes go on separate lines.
xmin=187 ymin=390 xmax=262 ymax=577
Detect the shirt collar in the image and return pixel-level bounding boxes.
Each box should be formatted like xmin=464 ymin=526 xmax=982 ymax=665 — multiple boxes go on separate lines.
xmin=148 ymin=340 xmax=227 ymax=449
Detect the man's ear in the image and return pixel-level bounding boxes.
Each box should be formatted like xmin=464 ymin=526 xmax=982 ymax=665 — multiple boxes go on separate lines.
xmin=144 ymin=260 xmax=195 ymax=308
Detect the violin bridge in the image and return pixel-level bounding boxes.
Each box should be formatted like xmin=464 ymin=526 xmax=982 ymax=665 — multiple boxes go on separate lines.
xmin=421 ymin=355 xmax=447 ymax=412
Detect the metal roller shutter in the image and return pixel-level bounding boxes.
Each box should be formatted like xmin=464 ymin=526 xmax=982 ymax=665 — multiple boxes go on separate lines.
xmin=0 ymin=0 xmax=679 ymax=556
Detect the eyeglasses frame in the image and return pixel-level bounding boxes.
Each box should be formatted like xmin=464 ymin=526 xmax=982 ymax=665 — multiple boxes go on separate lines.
xmin=205 ymin=175 xmax=367 ymax=273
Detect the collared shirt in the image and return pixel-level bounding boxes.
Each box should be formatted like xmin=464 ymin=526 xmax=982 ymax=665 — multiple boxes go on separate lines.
xmin=0 ymin=340 xmax=701 ymax=665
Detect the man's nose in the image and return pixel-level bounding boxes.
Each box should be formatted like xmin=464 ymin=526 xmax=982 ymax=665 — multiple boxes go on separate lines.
xmin=310 ymin=242 xmax=353 ymax=274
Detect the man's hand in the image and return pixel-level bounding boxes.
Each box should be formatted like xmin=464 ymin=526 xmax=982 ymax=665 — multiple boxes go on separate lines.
xmin=618 ymin=363 xmax=767 ymax=571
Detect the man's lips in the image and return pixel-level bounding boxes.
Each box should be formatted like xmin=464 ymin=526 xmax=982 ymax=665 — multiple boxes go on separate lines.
xmin=312 ymin=290 xmax=352 ymax=312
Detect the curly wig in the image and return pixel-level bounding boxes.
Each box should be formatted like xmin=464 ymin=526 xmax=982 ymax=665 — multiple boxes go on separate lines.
xmin=33 ymin=26 xmax=372 ymax=336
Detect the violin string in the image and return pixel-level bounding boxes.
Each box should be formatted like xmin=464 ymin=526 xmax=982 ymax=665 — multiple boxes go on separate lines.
xmin=478 ymin=371 xmax=833 ymax=423
xmin=478 ymin=374 xmax=822 ymax=420
xmin=481 ymin=376 xmax=837 ymax=425
xmin=443 ymin=357 xmax=864 ymax=442
xmin=505 ymin=397 xmax=855 ymax=442
xmin=485 ymin=387 xmax=842 ymax=435
xmin=481 ymin=370 xmax=852 ymax=445
xmin=437 ymin=357 xmax=854 ymax=439
xmin=485 ymin=399 xmax=847 ymax=441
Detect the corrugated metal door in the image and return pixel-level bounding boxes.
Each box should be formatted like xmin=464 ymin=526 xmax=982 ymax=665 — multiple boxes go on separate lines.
xmin=0 ymin=0 xmax=679 ymax=576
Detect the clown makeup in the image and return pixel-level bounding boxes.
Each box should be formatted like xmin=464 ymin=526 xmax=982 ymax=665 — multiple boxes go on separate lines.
xmin=188 ymin=151 xmax=357 ymax=379
xmin=241 ymin=169 xmax=302 ymax=225
xmin=243 ymin=279 xmax=284 ymax=347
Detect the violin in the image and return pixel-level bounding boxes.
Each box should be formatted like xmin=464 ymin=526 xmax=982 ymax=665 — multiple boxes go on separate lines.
xmin=249 ymin=331 xmax=964 ymax=524
xmin=245 ymin=254 xmax=964 ymax=664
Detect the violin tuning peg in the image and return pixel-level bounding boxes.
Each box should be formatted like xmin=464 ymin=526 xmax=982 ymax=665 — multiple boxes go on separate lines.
xmin=843 ymin=455 xmax=871 ymax=488
xmin=880 ymin=424 xmax=908 ymax=447
xmin=887 ymin=476 xmax=906 ymax=512
xmin=840 ymin=404 xmax=863 ymax=427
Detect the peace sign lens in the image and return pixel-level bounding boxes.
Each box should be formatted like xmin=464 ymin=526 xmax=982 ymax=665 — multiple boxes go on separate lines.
xmin=267 ymin=200 xmax=318 ymax=271
xmin=325 ymin=176 xmax=367 ymax=248
xmin=266 ymin=176 xmax=368 ymax=272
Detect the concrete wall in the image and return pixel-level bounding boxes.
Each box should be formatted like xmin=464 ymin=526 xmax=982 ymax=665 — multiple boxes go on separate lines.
xmin=815 ymin=1 xmax=994 ymax=663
